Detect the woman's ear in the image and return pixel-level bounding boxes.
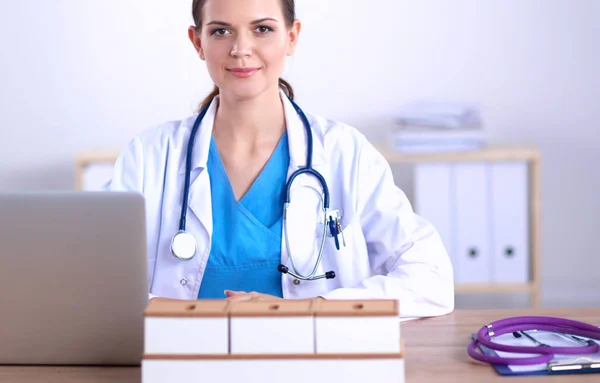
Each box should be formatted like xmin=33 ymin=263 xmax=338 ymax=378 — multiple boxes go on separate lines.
xmin=188 ymin=26 xmax=205 ymax=60
xmin=286 ymin=19 xmax=302 ymax=56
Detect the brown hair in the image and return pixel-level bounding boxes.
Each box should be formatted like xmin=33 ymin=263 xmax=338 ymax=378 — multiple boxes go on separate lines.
xmin=192 ymin=0 xmax=296 ymax=110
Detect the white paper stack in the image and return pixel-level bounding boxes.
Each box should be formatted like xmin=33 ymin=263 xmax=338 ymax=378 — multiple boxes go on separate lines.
xmin=390 ymin=100 xmax=485 ymax=153
xmin=142 ymin=298 xmax=405 ymax=383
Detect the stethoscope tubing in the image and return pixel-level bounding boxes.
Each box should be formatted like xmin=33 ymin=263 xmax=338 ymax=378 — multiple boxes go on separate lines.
xmin=468 ymin=316 xmax=600 ymax=365
xmin=178 ymin=99 xmax=213 ymax=232
xmin=282 ymin=203 xmax=328 ymax=280
xmin=173 ymin=95 xmax=336 ymax=280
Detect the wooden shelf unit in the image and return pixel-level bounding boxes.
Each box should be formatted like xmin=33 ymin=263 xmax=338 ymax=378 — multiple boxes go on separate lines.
xmin=75 ymin=144 xmax=542 ymax=307
xmin=379 ymin=144 xmax=542 ymax=308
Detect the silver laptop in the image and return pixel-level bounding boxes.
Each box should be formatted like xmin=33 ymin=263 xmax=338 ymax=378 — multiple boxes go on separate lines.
xmin=0 ymin=192 xmax=148 ymax=366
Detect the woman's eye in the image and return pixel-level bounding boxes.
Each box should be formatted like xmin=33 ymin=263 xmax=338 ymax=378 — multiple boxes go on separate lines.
xmin=255 ymin=26 xmax=273 ymax=34
xmin=211 ymin=28 xmax=230 ymax=36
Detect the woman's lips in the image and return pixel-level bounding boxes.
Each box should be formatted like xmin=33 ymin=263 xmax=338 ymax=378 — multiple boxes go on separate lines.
xmin=227 ymin=67 xmax=261 ymax=78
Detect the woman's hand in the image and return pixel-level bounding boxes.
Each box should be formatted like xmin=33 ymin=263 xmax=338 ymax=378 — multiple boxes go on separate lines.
xmin=224 ymin=290 xmax=282 ymax=301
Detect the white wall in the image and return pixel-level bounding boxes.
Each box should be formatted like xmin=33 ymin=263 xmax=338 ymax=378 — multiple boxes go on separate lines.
xmin=1 ymin=0 xmax=599 ymax=307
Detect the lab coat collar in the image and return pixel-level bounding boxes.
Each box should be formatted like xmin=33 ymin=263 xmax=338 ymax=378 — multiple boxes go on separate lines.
xmin=177 ymin=97 xmax=218 ymax=176
xmin=177 ymin=89 xmax=324 ymax=175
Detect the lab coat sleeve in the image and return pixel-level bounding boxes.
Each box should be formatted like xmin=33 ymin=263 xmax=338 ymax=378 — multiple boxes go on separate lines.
xmin=103 ymin=138 xmax=144 ymax=193
xmin=103 ymin=138 xmax=157 ymax=300
xmin=321 ymin=138 xmax=455 ymax=318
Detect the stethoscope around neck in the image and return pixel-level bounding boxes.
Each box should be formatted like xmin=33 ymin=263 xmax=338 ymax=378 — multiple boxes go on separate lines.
xmin=170 ymin=95 xmax=339 ymax=282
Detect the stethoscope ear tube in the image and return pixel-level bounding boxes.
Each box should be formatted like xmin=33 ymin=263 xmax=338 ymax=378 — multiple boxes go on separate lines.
xmin=278 ymin=264 xmax=335 ymax=281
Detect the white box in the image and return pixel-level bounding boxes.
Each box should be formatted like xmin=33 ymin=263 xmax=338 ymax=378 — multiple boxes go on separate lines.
xmin=142 ymin=358 xmax=405 ymax=383
xmin=144 ymin=299 xmax=229 ymax=356
xmin=229 ymin=300 xmax=314 ymax=355
xmin=315 ymin=300 xmax=401 ymax=354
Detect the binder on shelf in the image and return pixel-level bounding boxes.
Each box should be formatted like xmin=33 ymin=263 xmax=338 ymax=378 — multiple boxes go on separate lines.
xmin=489 ymin=162 xmax=530 ymax=283
xmin=413 ymin=159 xmax=532 ymax=288
xmin=414 ymin=163 xmax=456 ymax=278
xmin=454 ymin=162 xmax=492 ymax=284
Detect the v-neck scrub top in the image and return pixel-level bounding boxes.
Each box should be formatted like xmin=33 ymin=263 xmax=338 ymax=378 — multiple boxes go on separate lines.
xmin=197 ymin=132 xmax=289 ymax=299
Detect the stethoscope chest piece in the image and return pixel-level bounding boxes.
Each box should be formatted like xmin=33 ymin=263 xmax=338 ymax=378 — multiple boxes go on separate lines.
xmin=171 ymin=230 xmax=197 ymax=261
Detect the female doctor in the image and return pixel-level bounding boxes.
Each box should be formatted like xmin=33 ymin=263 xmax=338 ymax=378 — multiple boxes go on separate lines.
xmin=108 ymin=0 xmax=454 ymax=318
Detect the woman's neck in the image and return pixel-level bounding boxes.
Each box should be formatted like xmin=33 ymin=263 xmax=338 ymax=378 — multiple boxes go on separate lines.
xmin=213 ymin=87 xmax=286 ymax=148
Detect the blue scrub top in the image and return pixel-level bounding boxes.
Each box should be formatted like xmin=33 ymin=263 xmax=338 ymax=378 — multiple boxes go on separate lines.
xmin=197 ymin=132 xmax=289 ymax=299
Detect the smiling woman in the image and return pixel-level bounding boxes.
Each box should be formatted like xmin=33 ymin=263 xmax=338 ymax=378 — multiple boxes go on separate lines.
xmin=107 ymin=0 xmax=455 ymax=318
xmin=190 ymin=0 xmax=298 ymax=110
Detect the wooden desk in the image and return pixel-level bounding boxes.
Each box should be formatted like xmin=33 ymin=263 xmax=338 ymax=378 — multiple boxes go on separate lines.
xmin=403 ymin=308 xmax=600 ymax=382
xmin=2 ymin=308 xmax=599 ymax=382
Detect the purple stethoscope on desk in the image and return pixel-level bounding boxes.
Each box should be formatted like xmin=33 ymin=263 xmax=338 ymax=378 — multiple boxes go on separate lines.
xmin=468 ymin=316 xmax=600 ymax=365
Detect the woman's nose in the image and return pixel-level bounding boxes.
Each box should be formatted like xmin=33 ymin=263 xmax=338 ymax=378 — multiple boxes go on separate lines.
xmin=230 ymin=36 xmax=252 ymax=57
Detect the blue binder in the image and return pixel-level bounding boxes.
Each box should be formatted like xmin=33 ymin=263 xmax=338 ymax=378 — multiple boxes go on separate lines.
xmin=471 ymin=333 xmax=600 ymax=376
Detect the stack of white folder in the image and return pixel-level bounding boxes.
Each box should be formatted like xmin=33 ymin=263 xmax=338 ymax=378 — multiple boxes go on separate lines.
xmin=142 ymin=298 xmax=405 ymax=383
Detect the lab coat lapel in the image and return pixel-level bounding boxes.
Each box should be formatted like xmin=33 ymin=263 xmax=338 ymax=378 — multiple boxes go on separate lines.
xmin=177 ymin=98 xmax=219 ymax=244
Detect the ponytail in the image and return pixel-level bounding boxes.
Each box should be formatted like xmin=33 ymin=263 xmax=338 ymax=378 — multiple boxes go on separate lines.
xmin=199 ymin=85 xmax=220 ymax=111
xmin=198 ymin=78 xmax=295 ymax=111
xmin=278 ymin=78 xmax=295 ymax=101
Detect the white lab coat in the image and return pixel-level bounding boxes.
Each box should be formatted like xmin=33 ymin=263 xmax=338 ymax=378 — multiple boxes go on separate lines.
xmin=107 ymin=91 xmax=455 ymax=318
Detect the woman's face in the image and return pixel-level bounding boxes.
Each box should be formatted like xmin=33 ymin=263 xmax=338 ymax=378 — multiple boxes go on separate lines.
xmin=190 ymin=0 xmax=300 ymax=101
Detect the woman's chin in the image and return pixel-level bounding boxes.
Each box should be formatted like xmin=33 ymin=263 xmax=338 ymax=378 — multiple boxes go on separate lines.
xmin=220 ymin=83 xmax=273 ymax=101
